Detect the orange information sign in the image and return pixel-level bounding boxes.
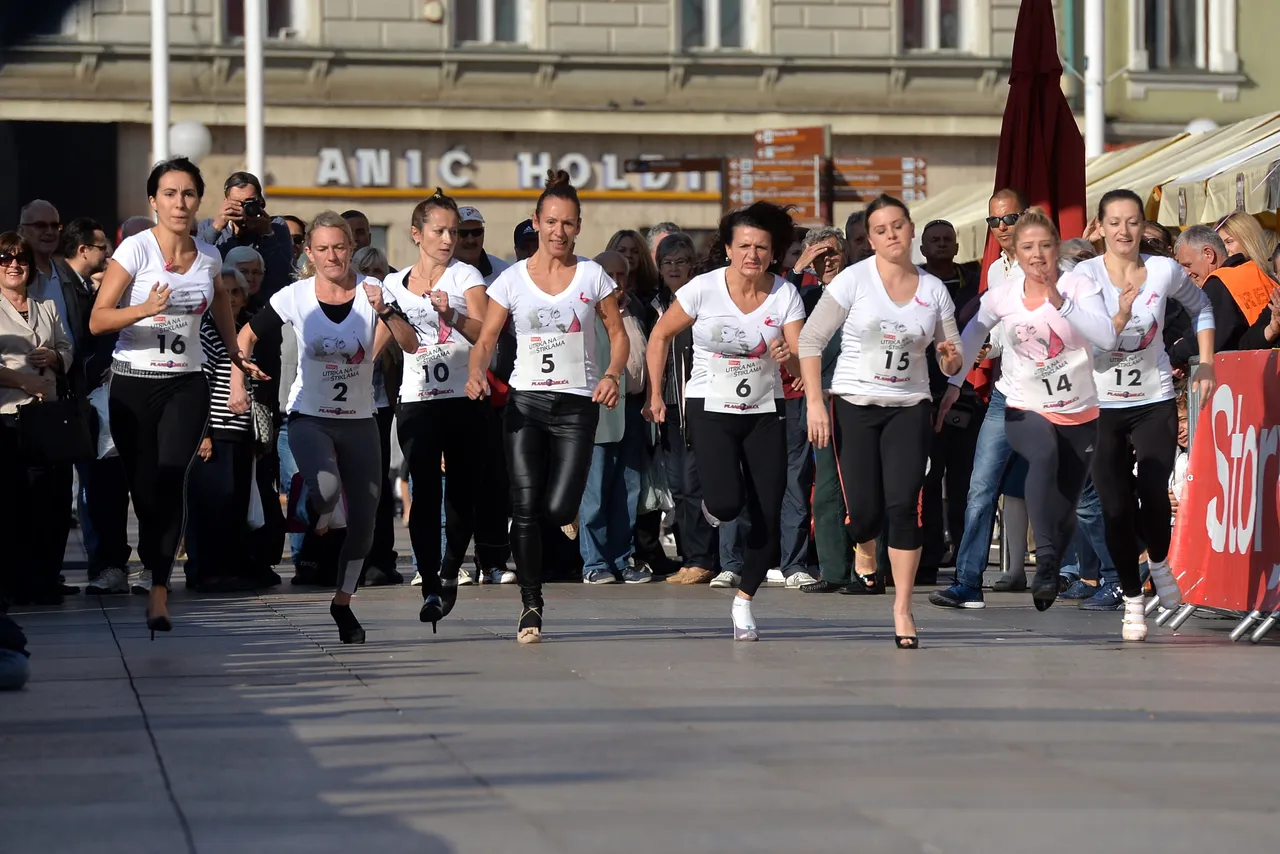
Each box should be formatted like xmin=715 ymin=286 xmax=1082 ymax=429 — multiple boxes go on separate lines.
xmin=753 ymin=127 xmax=828 ymax=161
xmin=726 ymin=157 xmax=825 ymax=221
xmin=832 ymin=156 xmax=928 ymax=203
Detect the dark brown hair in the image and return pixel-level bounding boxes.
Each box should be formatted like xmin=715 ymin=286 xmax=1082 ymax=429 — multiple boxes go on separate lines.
xmin=536 ymin=169 xmax=580 ymax=218
xmin=411 ymin=188 xmax=460 ymax=232
xmin=0 ymin=231 xmax=36 ymax=289
xmin=864 ymin=193 xmax=911 ymax=224
xmin=1097 ymin=189 xmax=1144 ymax=222
xmin=711 ymin=201 xmax=795 ymax=274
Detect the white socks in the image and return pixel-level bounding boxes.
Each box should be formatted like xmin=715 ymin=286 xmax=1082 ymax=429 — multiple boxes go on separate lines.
xmin=1121 ymin=594 xmax=1147 ymax=642
xmin=1147 ymin=559 xmax=1182 ymax=608
xmin=731 ymin=596 xmax=756 ymax=631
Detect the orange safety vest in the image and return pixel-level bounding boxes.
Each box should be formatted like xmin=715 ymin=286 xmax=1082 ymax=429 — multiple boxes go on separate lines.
xmin=1214 ymin=261 xmax=1275 ymax=325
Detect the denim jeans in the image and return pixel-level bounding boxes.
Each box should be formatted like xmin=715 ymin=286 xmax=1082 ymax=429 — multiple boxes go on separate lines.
xmin=1059 ymin=480 xmax=1117 ymax=584
xmin=719 ymin=515 xmax=745 ymax=575
xmin=277 ymin=424 xmax=304 ymax=563
xmin=956 ymin=389 xmax=1012 ymax=589
xmin=0 ymin=649 xmax=29 ymax=690
xmin=579 ymin=406 xmax=645 ymax=575
xmin=75 ymin=462 xmax=98 ymax=579
xmin=778 ymin=397 xmax=817 ymax=578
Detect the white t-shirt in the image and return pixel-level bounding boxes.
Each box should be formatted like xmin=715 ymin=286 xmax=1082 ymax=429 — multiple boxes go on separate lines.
xmin=382 ymin=260 xmax=486 ymax=402
xmin=111 ymin=230 xmax=222 ymax=372
xmin=826 ymin=258 xmax=958 ymax=405
xmin=272 ymin=275 xmax=381 ymax=419
xmin=960 ymin=272 xmax=1118 ymax=415
xmin=1073 ymin=255 xmax=1214 ymax=408
xmin=677 ymin=269 xmax=806 ymax=407
xmin=986 ymin=253 xmax=1022 ymax=292
xmin=483 ymin=253 xmax=510 ymax=287
xmin=486 ymin=257 xmax=616 ymax=397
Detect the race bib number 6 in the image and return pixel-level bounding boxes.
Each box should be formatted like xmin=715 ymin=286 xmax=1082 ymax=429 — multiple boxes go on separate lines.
xmin=706 ymin=354 xmax=776 ymax=414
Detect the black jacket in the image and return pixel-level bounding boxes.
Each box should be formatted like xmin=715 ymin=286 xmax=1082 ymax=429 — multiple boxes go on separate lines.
xmin=1168 ymin=254 xmax=1255 ymax=365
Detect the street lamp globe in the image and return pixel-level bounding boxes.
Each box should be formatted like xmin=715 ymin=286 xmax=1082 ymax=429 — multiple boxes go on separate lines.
xmin=169 ymin=121 xmax=214 ymax=164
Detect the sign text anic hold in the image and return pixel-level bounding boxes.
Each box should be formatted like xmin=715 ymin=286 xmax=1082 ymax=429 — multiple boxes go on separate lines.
xmin=315 ymin=148 xmax=711 ymax=192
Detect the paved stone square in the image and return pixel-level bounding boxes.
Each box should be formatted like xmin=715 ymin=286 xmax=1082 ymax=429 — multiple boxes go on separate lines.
xmin=5 ymin=558 xmax=1280 ymax=854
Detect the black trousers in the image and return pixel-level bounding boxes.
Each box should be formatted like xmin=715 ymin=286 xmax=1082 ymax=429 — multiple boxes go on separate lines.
xmin=82 ymin=454 xmax=132 ymax=573
xmin=397 ymin=396 xmax=484 ymax=596
xmin=363 ymin=405 xmax=399 ymax=574
xmin=0 ymin=419 xmax=72 ymax=601
xmin=472 ymin=402 xmax=512 ymax=573
xmin=1090 ymin=400 xmax=1178 ymax=597
xmin=186 ymin=436 xmax=254 ymax=582
xmin=660 ymin=405 xmax=717 ymax=571
xmin=835 ymin=399 xmax=933 ymax=550
xmin=248 ymin=441 xmax=285 ymax=573
xmin=686 ymin=398 xmax=786 ymax=597
xmin=108 ymin=372 xmax=209 ymax=588
xmin=504 ymin=390 xmax=599 ymax=608
xmin=1005 ymin=408 xmax=1096 ymax=583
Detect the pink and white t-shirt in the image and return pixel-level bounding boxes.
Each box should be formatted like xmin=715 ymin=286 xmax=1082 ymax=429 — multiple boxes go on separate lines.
xmin=959 ymin=271 xmax=1117 ymax=418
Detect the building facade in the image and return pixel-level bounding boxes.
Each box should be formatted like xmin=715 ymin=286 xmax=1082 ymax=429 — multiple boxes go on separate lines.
xmin=0 ymin=1 xmax=1267 ymax=262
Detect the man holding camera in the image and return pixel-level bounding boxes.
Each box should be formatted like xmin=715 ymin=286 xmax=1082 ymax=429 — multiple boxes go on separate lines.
xmin=198 ymin=172 xmax=295 ymax=302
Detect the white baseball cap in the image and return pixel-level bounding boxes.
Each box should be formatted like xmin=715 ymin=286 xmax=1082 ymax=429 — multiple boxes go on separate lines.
xmin=457 ymin=206 xmax=485 ymax=224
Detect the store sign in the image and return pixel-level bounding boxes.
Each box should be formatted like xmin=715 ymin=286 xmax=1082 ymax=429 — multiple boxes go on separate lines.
xmin=315 ymin=148 xmax=707 ymax=192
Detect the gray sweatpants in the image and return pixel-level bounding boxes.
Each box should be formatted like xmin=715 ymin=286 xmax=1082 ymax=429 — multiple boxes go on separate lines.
xmin=288 ymin=415 xmax=382 ymax=594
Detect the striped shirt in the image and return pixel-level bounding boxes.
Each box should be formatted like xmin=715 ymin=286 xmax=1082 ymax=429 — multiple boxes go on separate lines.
xmin=200 ymin=316 xmax=252 ymax=439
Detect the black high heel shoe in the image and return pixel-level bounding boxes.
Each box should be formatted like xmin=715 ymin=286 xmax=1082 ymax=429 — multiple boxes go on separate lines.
xmin=838 ymin=571 xmax=884 ymax=596
xmin=419 ymin=594 xmax=444 ymax=633
xmin=330 ymin=603 xmax=365 ymax=644
xmin=894 ymin=614 xmax=919 ymax=649
xmin=439 ymin=576 xmax=459 ymax=618
xmin=517 ymin=607 xmax=542 ymax=645
xmin=146 ymin=611 xmax=173 ymax=641
xmin=1030 ymin=563 xmax=1059 ymax=612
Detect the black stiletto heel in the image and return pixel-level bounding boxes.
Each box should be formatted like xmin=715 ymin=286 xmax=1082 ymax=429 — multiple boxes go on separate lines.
xmin=439 ymin=575 xmax=459 ymax=618
xmin=894 ymin=614 xmax=918 ymax=649
xmin=146 ymin=613 xmax=172 ymax=641
xmin=420 ymin=594 xmax=444 ymax=633
xmin=517 ymin=607 xmax=542 ymax=644
xmin=330 ymin=603 xmax=366 ymax=644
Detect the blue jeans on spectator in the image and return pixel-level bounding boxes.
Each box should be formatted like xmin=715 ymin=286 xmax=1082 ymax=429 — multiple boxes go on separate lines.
xmin=956 ymin=389 xmax=1012 ymax=589
xmin=277 ymin=424 xmax=304 ymax=564
xmin=0 ymin=649 xmax=29 ymax=690
xmin=1059 ymin=479 xmax=1117 ymax=584
xmin=580 ymin=401 xmax=645 ymax=576
xmin=778 ymin=397 xmax=817 ymax=578
xmin=719 ymin=515 xmax=746 ymax=576
xmin=75 ymin=462 xmax=98 ymax=579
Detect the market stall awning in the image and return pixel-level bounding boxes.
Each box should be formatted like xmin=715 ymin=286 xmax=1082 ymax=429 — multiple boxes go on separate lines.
xmin=1155 ymin=116 xmax=1280 ymax=225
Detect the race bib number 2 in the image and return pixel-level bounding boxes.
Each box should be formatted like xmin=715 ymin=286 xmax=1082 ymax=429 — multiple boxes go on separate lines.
xmin=706 ymin=354 xmax=776 ymax=414
xmin=520 ymin=332 xmax=586 ymax=390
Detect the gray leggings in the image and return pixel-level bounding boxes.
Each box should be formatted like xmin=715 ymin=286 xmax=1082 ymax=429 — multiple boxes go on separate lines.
xmin=287 ymin=415 xmax=382 ymax=594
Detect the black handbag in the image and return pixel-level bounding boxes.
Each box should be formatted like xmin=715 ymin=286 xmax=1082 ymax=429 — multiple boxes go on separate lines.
xmin=18 ymin=371 xmax=94 ymax=467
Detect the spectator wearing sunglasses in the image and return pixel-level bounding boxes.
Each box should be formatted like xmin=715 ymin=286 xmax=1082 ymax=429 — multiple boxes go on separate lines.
xmin=0 ymin=231 xmax=74 ymax=605
xmin=984 ymin=188 xmax=1028 ymax=290
xmin=20 ymin=200 xmax=88 ymax=357
xmin=282 ymin=215 xmax=306 ymax=267
xmin=452 ymin=207 xmax=510 ymax=285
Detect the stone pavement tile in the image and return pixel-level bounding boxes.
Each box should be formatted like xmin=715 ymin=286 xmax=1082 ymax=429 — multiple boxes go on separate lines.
xmin=0 ymin=805 xmax=188 ymax=854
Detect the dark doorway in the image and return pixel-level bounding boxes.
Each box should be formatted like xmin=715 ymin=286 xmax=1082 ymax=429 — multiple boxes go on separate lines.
xmin=0 ymin=121 xmax=119 ymax=234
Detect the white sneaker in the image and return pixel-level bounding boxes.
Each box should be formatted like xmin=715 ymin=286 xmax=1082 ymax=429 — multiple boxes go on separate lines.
xmin=86 ymin=567 xmax=128 ymax=595
xmin=487 ymin=569 xmax=516 ymax=585
xmin=1147 ymin=560 xmax=1182 ymax=609
xmin=410 ymin=571 xmax=423 ymax=587
xmin=785 ymin=570 xmax=820 ymax=589
xmin=457 ymin=568 xmax=476 ymax=586
xmin=765 ymin=568 xmax=785 ymax=585
xmin=709 ymin=571 xmax=741 ymax=589
xmin=1121 ymin=594 xmax=1147 ymax=642
xmin=130 ymin=569 xmax=152 ymax=595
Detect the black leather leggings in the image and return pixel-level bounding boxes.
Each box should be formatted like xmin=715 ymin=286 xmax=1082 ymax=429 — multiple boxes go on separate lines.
xmin=504 ymin=390 xmax=600 ymax=608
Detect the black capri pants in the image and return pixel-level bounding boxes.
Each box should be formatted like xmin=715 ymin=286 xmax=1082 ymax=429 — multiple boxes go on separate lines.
xmin=834 ymin=398 xmax=933 ymax=550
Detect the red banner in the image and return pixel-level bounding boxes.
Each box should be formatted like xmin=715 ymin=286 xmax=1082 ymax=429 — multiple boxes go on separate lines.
xmin=1169 ymin=351 xmax=1280 ymax=612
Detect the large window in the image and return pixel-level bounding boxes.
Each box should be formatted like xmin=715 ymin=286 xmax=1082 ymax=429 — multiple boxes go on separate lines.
xmin=225 ymin=0 xmax=301 ymax=40
xmin=1144 ymin=0 xmax=1204 ymax=69
xmin=455 ymin=0 xmax=525 ymax=45
xmin=682 ymin=0 xmax=747 ymax=51
xmin=902 ymin=0 xmax=962 ymax=51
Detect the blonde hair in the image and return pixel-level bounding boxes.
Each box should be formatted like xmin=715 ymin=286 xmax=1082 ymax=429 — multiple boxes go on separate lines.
xmin=298 ymin=210 xmax=356 ymax=279
xmin=1217 ymin=212 xmax=1278 ymax=277
xmin=1010 ymin=207 xmax=1060 ymax=244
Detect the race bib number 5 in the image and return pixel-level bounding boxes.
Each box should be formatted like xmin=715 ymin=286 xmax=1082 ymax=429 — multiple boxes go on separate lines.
xmin=706 ymin=354 xmax=776 ymax=414
xmin=520 ymin=332 xmax=586 ymax=390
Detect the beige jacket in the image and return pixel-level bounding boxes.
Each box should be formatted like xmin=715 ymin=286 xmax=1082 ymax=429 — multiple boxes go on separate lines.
xmin=0 ymin=293 xmax=73 ymax=415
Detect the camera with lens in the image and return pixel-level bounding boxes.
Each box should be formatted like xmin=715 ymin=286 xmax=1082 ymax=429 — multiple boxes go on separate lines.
xmin=240 ymin=197 xmax=265 ymax=220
